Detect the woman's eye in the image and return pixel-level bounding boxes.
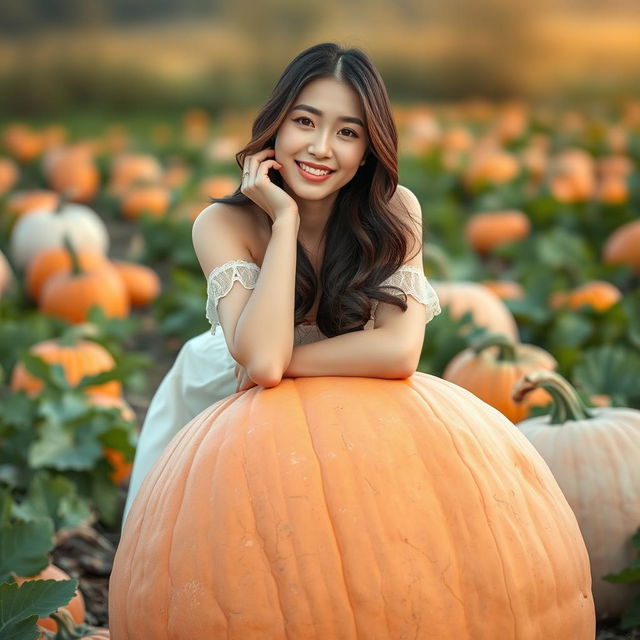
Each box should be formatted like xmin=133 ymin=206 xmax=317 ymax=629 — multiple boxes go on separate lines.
xmin=340 ymin=128 xmax=358 ymax=138
xmin=295 ymin=117 xmax=313 ymax=126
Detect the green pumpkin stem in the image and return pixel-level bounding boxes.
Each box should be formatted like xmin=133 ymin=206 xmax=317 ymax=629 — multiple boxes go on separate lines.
xmin=62 ymin=236 xmax=82 ymax=276
xmin=49 ymin=609 xmax=94 ymax=639
xmin=512 ymin=370 xmax=593 ymax=425
xmin=421 ymin=243 xmax=451 ymax=281
xmin=55 ymin=191 xmax=71 ymax=214
xmin=470 ymin=332 xmax=517 ymax=361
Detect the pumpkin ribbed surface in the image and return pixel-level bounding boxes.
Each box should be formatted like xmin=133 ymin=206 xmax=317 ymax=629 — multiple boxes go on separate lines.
xmin=110 ymin=374 xmax=593 ymax=639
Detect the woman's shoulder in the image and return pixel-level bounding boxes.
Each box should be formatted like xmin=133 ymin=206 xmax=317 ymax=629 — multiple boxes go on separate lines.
xmin=390 ymin=185 xmax=421 ymax=222
xmin=192 ymin=200 xmax=271 ymax=265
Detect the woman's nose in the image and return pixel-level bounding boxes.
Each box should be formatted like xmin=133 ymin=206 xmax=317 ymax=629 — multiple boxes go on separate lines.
xmin=308 ymin=130 xmax=332 ymax=158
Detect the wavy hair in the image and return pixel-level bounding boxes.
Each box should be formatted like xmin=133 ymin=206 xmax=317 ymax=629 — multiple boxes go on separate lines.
xmin=212 ymin=42 xmax=420 ymax=337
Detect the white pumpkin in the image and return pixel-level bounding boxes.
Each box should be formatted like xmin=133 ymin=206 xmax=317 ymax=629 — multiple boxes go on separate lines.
xmin=10 ymin=203 xmax=109 ymax=269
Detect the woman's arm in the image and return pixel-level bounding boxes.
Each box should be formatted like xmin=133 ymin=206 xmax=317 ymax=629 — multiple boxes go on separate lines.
xmin=283 ymin=185 xmax=428 ymax=380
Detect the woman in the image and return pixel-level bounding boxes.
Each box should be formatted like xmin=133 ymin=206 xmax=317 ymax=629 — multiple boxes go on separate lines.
xmin=123 ymin=42 xmax=441 ymax=523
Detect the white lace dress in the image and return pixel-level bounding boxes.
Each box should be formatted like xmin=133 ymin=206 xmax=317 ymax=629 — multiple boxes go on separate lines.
xmin=123 ymin=260 xmax=441 ymax=522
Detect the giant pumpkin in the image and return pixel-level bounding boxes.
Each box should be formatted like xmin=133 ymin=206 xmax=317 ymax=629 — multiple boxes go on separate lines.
xmin=110 ymin=374 xmax=594 ymax=639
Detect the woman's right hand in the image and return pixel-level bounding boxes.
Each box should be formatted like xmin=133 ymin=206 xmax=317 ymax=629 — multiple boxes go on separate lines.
xmin=241 ymin=148 xmax=299 ymax=223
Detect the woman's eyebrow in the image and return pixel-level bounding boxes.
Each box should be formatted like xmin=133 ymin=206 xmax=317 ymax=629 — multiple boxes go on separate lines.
xmin=291 ymin=104 xmax=364 ymax=127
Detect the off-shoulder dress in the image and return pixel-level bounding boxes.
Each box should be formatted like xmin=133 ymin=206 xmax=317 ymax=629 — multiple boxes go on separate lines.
xmin=122 ymin=259 xmax=441 ymax=522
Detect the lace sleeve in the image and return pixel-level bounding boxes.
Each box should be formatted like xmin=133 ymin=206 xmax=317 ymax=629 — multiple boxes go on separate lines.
xmin=205 ymin=260 xmax=261 ymax=335
xmin=377 ymin=265 xmax=441 ymax=324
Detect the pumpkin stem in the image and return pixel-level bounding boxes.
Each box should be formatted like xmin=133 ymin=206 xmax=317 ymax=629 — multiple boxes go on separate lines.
xmin=63 ymin=236 xmax=82 ymax=276
xmin=470 ymin=332 xmax=517 ymax=361
xmin=512 ymin=370 xmax=593 ymax=424
xmin=55 ymin=191 xmax=71 ymax=214
xmin=49 ymin=609 xmax=94 ymax=639
xmin=422 ymin=243 xmax=451 ymax=280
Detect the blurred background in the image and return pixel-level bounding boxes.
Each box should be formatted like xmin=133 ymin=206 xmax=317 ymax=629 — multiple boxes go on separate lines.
xmin=2 ymin=0 xmax=640 ymax=116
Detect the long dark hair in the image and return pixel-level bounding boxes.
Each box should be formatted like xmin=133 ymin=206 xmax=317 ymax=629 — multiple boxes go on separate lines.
xmin=212 ymin=42 xmax=420 ymax=337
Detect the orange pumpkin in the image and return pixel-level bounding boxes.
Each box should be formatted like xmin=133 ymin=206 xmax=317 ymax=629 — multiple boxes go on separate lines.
xmin=112 ymin=261 xmax=161 ymax=306
xmin=514 ymin=371 xmax=640 ymax=618
xmin=11 ymin=338 xmax=121 ymax=398
xmin=443 ymin=333 xmax=556 ymax=423
xmin=26 ymin=246 xmax=108 ymax=301
xmin=0 ymin=156 xmax=19 ymax=194
xmin=463 ymin=148 xmax=520 ymax=188
xmin=198 ymin=175 xmax=238 ymax=200
xmin=109 ymin=154 xmax=163 ymax=196
xmin=596 ymin=176 xmax=628 ymax=205
xmin=6 ymin=189 xmax=60 ymax=220
xmin=603 ymin=219 xmax=640 ymax=273
xmin=45 ymin=147 xmax=100 ymax=203
xmin=39 ymin=242 xmax=129 ymax=323
xmin=40 ymin=608 xmax=110 ymax=640
xmin=549 ymin=280 xmax=622 ymax=313
xmin=120 ymin=184 xmax=170 ymax=220
xmin=464 ymin=210 xmax=531 ymax=254
xmin=3 ymin=123 xmax=43 ymax=163
xmin=111 ymin=375 xmax=595 ymax=638
xmin=15 ymin=564 xmax=85 ymax=633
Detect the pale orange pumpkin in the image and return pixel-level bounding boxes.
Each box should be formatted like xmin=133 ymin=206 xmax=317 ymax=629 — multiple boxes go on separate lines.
xmin=481 ymin=279 xmax=524 ymax=300
xmin=3 ymin=123 xmax=43 ymax=163
xmin=109 ymin=154 xmax=163 ymax=196
xmin=198 ymin=175 xmax=238 ymax=200
xmin=443 ymin=333 xmax=556 ymax=423
xmin=603 ymin=219 xmax=640 ymax=273
xmin=6 ymin=189 xmax=60 ymax=220
xmin=514 ymin=371 xmax=640 ymax=618
xmin=112 ymin=261 xmax=161 ymax=307
xmin=11 ymin=337 xmax=121 ymax=398
xmin=464 ymin=210 xmax=531 ymax=254
xmin=15 ymin=564 xmax=85 ymax=633
xmin=45 ymin=147 xmax=100 ymax=203
xmin=432 ymin=281 xmax=519 ymax=341
xmin=110 ymin=375 xmax=595 ymax=638
xmin=463 ymin=148 xmax=520 ymax=188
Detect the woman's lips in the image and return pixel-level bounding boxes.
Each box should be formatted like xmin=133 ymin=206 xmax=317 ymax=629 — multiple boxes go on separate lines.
xmin=295 ymin=161 xmax=335 ymax=182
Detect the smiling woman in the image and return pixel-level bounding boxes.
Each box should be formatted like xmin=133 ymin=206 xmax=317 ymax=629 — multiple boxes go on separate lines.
xmin=121 ymin=42 xmax=440 ymax=520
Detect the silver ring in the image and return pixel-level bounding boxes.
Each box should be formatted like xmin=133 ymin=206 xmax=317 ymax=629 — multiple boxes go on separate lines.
xmin=242 ymin=172 xmax=250 ymax=178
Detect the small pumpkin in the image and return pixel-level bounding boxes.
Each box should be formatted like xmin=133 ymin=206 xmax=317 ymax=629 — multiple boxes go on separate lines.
xmin=549 ymin=280 xmax=622 ymax=313
xmin=602 ymin=219 xmax=640 ymax=273
xmin=44 ymin=147 xmax=100 ymax=203
xmin=10 ymin=200 xmax=109 ymax=269
xmin=0 ymin=156 xmax=19 ymax=194
xmin=513 ymin=370 xmax=640 ymax=618
xmin=464 ymin=210 xmax=531 ymax=254
xmin=26 ymin=246 xmax=108 ymax=301
xmin=11 ymin=336 xmax=121 ymax=398
xmin=3 ymin=123 xmax=43 ymax=163
xmin=443 ymin=333 xmax=556 ymax=422
xmin=112 ymin=261 xmax=161 ymax=306
xmin=6 ymin=189 xmax=60 ymax=220
xmin=43 ymin=608 xmax=110 ymax=639
xmin=15 ymin=564 xmax=85 ymax=634
xmin=39 ymin=247 xmax=130 ymax=323
xmin=111 ymin=374 xmax=595 ymax=638
xmin=120 ymin=184 xmax=170 ymax=220
xmin=463 ymin=148 xmax=520 ymax=188
xmin=480 ymin=279 xmax=524 ymax=300
xmin=109 ymin=153 xmax=163 ymax=196
xmin=198 ymin=175 xmax=238 ymax=200
xmin=596 ymin=176 xmax=628 ymax=205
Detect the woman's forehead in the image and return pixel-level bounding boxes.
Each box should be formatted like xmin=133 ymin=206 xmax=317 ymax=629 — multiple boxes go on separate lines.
xmin=293 ymin=77 xmax=364 ymax=121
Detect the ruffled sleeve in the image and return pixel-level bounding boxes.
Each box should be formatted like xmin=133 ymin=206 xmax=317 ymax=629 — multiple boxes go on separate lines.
xmin=376 ymin=265 xmax=441 ymax=324
xmin=206 ymin=259 xmax=261 ymax=335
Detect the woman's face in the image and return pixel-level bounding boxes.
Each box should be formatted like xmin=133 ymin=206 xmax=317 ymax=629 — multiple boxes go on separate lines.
xmin=274 ymin=76 xmax=369 ymax=205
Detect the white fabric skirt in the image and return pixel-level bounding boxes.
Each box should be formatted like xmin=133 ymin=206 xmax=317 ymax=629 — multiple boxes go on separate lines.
xmin=123 ymin=329 xmax=237 ymax=523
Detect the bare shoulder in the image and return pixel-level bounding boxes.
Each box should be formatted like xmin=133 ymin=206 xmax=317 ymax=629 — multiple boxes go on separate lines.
xmin=389 ymin=185 xmax=422 ymax=226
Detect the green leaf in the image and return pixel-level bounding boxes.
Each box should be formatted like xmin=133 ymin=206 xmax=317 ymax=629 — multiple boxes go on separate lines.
xmin=12 ymin=473 xmax=94 ymax=531
xmin=573 ymin=345 xmax=640 ymax=404
xmin=21 ymin=354 xmax=70 ymax=392
xmin=619 ymin=594 xmax=640 ymax=630
xmin=0 ymin=579 xmax=78 ymax=640
xmin=0 ymin=391 xmax=38 ymax=432
xmin=0 ymin=518 xmax=54 ymax=583
xmin=90 ymin=461 xmax=120 ymax=527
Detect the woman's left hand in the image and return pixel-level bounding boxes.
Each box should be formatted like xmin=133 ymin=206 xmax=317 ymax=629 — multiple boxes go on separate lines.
xmin=234 ymin=363 xmax=257 ymax=392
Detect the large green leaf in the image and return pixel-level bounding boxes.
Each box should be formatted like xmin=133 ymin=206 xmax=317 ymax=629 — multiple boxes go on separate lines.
xmin=12 ymin=473 xmax=94 ymax=531
xmin=0 ymin=579 xmax=78 ymax=640
xmin=0 ymin=518 xmax=53 ymax=583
